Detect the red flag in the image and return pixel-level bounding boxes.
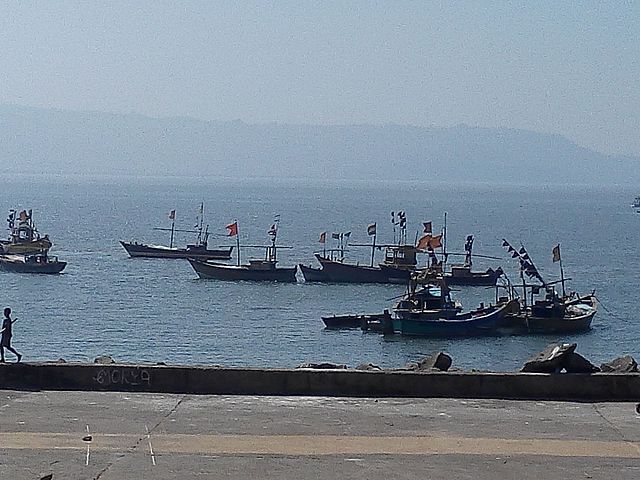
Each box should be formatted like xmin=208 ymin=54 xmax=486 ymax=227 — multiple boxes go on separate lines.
xmin=226 ymin=221 xmax=238 ymax=237
xmin=168 ymin=210 xmax=176 ymax=220
xmin=319 ymin=232 xmax=326 ymax=244
xmin=417 ymin=234 xmax=442 ymax=250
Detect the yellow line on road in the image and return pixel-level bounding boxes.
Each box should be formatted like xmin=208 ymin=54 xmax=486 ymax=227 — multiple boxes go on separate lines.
xmin=1 ymin=433 xmax=639 ymax=458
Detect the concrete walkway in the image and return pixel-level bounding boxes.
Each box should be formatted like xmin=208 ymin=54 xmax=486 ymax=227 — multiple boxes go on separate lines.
xmin=1 ymin=390 xmax=639 ymax=479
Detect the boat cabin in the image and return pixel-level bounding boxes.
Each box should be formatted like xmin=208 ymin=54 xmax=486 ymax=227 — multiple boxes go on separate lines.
xmin=382 ymin=245 xmax=418 ymax=268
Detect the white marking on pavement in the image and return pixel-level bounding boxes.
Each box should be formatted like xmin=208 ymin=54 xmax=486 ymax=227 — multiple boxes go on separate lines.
xmin=85 ymin=425 xmax=90 ymax=466
xmin=145 ymin=425 xmax=157 ymax=466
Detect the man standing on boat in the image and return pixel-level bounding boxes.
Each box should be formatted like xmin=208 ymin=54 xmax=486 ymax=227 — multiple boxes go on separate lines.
xmin=1 ymin=307 xmax=22 ymax=363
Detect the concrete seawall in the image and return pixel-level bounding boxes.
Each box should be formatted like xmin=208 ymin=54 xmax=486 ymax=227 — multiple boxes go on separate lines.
xmin=0 ymin=363 xmax=639 ymax=401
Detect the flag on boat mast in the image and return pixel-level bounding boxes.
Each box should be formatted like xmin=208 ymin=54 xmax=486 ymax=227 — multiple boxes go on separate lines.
xmin=367 ymin=223 xmax=377 ymax=236
xmin=226 ymin=221 xmax=238 ymax=237
xmin=318 ymin=232 xmax=326 ymax=244
xmin=423 ymin=221 xmax=432 ymax=234
xmin=552 ymin=244 xmax=561 ymax=263
xmin=168 ymin=210 xmax=176 ymax=220
xmin=417 ymin=233 xmax=442 ymax=250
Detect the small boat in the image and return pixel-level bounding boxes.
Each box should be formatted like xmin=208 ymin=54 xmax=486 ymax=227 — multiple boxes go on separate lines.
xmin=391 ymin=281 xmax=519 ymax=336
xmin=441 ymin=235 xmax=503 ymax=286
xmin=120 ymin=204 xmax=233 ymax=260
xmin=499 ymin=240 xmax=597 ymax=334
xmin=0 ymin=209 xmax=53 ymax=254
xmin=120 ymin=241 xmax=233 ymax=260
xmin=504 ymin=290 xmax=597 ymax=334
xmin=189 ymin=217 xmax=297 ymax=282
xmin=322 ymin=311 xmax=391 ymax=329
xmin=0 ymin=253 xmax=66 ymax=274
xmin=444 ymin=264 xmax=503 ymax=286
xmin=632 ymin=196 xmax=640 ymax=208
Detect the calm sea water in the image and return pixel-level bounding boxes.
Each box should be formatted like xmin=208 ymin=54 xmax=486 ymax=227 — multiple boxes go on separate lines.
xmin=1 ymin=175 xmax=637 ymax=371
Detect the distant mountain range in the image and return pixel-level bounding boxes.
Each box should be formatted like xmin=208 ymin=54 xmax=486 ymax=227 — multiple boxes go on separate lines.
xmin=1 ymin=104 xmax=638 ymax=185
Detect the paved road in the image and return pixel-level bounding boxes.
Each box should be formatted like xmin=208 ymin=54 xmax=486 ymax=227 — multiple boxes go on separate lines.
xmin=0 ymin=390 xmax=639 ymax=479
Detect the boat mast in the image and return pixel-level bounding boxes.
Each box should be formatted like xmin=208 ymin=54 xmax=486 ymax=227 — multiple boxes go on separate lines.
xmin=370 ymin=224 xmax=377 ymax=267
xmin=556 ymin=243 xmax=566 ymax=297
xmin=236 ymin=221 xmax=241 ymax=267
xmin=169 ymin=210 xmax=176 ymax=248
xmin=443 ymin=212 xmax=448 ymax=267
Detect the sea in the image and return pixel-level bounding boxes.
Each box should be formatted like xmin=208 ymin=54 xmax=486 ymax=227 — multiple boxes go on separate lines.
xmin=1 ymin=175 xmax=638 ymax=371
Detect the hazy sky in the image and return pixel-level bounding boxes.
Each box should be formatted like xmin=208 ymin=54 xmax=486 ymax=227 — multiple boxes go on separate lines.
xmin=1 ymin=1 xmax=638 ymax=156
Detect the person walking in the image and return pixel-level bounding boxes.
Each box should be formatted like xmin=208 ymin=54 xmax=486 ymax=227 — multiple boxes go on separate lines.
xmin=1 ymin=307 xmax=22 ymax=363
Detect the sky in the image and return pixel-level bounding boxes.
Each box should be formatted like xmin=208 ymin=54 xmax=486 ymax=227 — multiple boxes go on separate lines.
xmin=0 ymin=1 xmax=638 ymax=156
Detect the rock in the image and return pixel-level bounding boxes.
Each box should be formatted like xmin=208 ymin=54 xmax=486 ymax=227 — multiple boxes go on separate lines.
xmin=600 ymin=355 xmax=638 ymax=373
xmin=416 ymin=352 xmax=452 ymax=372
xmin=356 ymin=363 xmax=382 ymax=371
xmin=521 ymin=343 xmax=577 ymax=373
xmin=93 ymin=355 xmax=115 ymax=364
xmin=296 ymin=362 xmax=347 ymax=370
xmin=563 ymin=352 xmax=600 ymax=373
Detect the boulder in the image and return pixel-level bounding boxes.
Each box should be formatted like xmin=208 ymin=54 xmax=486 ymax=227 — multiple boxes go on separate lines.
xmin=416 ymin=352 xmax=452 ymax=372
xmin=356 ymin=363 xmax=382 ymax=371
xmin=93 ymin=355 xmax=115 ymax=364
xmin=296 ymin=362 xmax=347 ymax=370
xmin=563 ymin=352 xmax=600 ymax=373
xmin=600 ymin=355 xmax=638 ymax=373
xmin=521 ymin=343 xmax=577 ymax=373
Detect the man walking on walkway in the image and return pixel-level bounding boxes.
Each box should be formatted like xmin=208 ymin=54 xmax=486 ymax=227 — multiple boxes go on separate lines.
xmin=1 ymin=307 xmax=22 ymax=363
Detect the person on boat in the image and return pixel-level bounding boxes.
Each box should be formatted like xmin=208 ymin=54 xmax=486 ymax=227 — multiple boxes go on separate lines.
xmin=1 ymin=307 xmax=22 ymax=363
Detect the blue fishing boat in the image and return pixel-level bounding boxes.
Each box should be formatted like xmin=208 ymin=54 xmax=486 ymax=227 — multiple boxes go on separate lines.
xmin=391 ymin=278 xmax=519 ymax=337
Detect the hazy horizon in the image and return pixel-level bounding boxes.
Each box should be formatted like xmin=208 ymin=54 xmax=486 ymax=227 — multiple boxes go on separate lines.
xmin=1 ymin=1 xmax=638 ymax=158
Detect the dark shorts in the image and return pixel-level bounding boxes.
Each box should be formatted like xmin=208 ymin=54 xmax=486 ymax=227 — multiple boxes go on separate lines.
xmin=1 ymin=337 xmax=11 ymax=347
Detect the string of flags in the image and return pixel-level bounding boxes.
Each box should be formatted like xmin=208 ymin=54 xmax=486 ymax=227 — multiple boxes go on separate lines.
xmin=319 ymin=231 xmax=351 ymax=244
xmin=501 ymin=239 xmax=545 ymax=285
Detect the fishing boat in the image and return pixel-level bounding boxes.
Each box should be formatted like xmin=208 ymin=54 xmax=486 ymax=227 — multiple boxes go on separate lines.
xmin=314 ymin=244 xmax=418 ymax=284
xmin=303 ymin=213 xmax=423 ymax=284
xmin=0 ymin=253 xmax=66 ymax=274
xmin=322 ymin=311 xmax=392 ymax=329
xmin=499 ymin=240 xmax=597 ymax=334
xmin=390 ymin=276 xmax=519 ymax=336
xmin=188 ymin=217 xmax=297 ymax=282
xmin=0 ymin=209 xmax=52 ymax=254
xmin=120 ymin=204 xmax=233 ymax=260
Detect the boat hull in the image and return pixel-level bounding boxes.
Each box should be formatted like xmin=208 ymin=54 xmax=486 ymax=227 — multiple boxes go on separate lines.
xmin=443 ymin=267 xmax=502 ymax=286
xmin=0 ymin=257 xmax=66 ymax=274
xmin=298 ymin=264 xmax=331 ymax=282
xmin=322 ymin=312 xmax=391 ymax=329
xmin=189 ymin=259 xmax=297 ymax=282
xmin=392 ymin=300 xmax=519 ymax=337
xmin=503 ymin=296 xmax=597 ymax=334
xmin=315 ymin=255 xmax=409 ymax=284
xmin=121 ymin=241 xmax=233 ymax=260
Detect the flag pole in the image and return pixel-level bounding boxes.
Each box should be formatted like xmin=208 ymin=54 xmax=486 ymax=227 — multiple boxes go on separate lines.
xmin=236 ymin=221 xmax=241 ymax=267
xmin=443 ymin=212 xmax=448 ymax=266
xmin=558 ymin=244 xmax=566 ymax=297
xmin=371 ymin=230 xmax=376 ymax=267
xmin=170 ymin=214 xmax=175 ymax=249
